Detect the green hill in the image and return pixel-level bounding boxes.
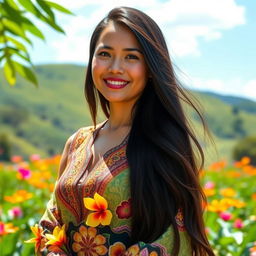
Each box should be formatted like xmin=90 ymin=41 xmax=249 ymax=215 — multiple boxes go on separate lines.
xmin=0 ymin=64 xmax=255 ymax=163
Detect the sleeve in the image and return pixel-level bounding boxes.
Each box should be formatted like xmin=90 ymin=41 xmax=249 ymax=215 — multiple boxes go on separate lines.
xmin=36 ymin=127 xmax=93 ymax=255
xmin=124 ymin=211 xmax=192 ymax=256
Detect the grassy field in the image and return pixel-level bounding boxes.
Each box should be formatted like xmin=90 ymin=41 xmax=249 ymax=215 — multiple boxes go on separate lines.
xmin=0 ymin=155 xmax=255 ymax=255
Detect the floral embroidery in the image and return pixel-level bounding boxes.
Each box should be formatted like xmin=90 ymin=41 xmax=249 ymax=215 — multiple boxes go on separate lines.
xmin=24 ymin=224 xmax=46 ymax=253
xmin=116 ymin=199 xmax=132 ymax=219
xmin=109 ymin=242 xmax=126 ymax=256
xmin=84 ymin=192 xmax=113 ymax=227
xmin=124 ymin=244 xmax=140 ymax=256
xmin=45 ymin=224 xmax=67 ymax=253
xmin=175 ymin=209 xmax=185 ymax=231
xmin=72 ymin=226 xmax=107 ymax=256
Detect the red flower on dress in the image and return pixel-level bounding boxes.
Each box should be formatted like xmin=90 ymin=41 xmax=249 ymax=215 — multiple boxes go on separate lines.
xmin=116 ymin=199 xmax=132 ymax=219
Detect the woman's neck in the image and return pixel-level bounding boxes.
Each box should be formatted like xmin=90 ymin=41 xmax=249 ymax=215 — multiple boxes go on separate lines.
xmin=106 ymin=102 xmax=134 ymax=131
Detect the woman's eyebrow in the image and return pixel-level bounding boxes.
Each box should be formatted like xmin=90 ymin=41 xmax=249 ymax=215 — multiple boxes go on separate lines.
xmin=98 ymin=45 xmax=142 ymax=54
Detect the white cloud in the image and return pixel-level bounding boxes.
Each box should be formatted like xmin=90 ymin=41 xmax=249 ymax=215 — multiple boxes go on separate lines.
xmin=243 ymin=80 xmax=256 ymax=101
xmin=45 ymin=0 xmax=245 ymax=62
xmin=186 ymin=76 xmax=256 ymax=101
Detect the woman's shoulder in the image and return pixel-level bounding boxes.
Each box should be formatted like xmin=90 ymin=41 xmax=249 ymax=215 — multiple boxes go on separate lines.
xmin=70 ymin=121 xmax=106 ymax=150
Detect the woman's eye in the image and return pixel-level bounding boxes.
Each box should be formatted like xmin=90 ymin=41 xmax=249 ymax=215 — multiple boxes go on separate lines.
xmin=126 ymin=54 xmax=139 ymax=60
xmin=98 ymin=51 xmax=110 ymax=57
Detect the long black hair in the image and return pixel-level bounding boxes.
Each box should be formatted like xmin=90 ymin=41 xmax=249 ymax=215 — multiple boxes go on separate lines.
xmin=85 ymin=6 xmax=215 ymax=256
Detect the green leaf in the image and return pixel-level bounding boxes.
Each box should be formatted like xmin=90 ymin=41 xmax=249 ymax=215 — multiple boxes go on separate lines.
xmin=2 ymin=18 xmax=25 ymax=37
xmin=41 ymin=16 xmax=65 ymax=33
xmin=13 ymin=61 xmax=38 ymax=86
xmin=3 ymin=59 xmax=16 ymax=86
xmin=4 ymin=27 xmax=33 ymax=46
xmin=17 ymin=0 xmax=38 ymax=16
xmin=6 ymin=0 xmax=20 ymax=11
xmin=6 ymin=36 xmax=27 ymax=52
xmin=37 ymin=0 xmax=55 ymax=20
xmin=45 ymin=1 xmax=74 ymax=15
xmin=5 ymin=46 xmax=31 ymax=62
xmin=22 ymin=22 xmax=45 ymax=40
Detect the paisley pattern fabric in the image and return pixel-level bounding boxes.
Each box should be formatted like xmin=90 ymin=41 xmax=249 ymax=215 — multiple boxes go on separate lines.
xmin=39 ymin=124 xmax=192 ymax=255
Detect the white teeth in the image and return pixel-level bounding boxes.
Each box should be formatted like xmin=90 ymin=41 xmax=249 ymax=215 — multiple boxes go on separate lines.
xmin=106 ymin=80 xmax=128 ymax=85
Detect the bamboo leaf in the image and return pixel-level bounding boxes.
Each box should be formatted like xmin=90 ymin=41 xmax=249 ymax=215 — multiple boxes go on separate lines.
xmin=22 ymin=22 xmax=45 ymax=40
xmin=4 ymin=27 xmax=33 ymax=46
xmin=13 ymin=61 xmax=38 ymax=87
xmin=17 ymin=0 xmax=38 ymax=16
xmin=3 ymin=59 xmax=16 ymax=86
xmin=5 ymin=46 xmax=31 ymax=62
xmin=45 ymin=1 xmax=74 ymax=15
xmin=6 ymin=36 xmax=27 ymax=52
xmin=6 ymin=0 xmax=20 ymax=11
xmin=37 ymin=0 xmax=55 ymax=20
xmin=2 ymin=18 xmax=25 ymax=37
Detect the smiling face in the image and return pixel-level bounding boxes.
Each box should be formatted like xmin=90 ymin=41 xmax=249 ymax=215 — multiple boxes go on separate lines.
xmin=91 ymin=21 xmax=148 ymax=106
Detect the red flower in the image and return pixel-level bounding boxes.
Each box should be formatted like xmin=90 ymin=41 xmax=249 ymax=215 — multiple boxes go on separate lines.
xmin=116 ymin=199 xmax=132 ymax=219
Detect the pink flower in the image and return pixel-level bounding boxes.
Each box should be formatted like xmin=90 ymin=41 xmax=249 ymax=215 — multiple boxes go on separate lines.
xmin=219 ymin=212 xmax=232 ymax=221
xmin=30 ymin=154 xmax=41 ymax=161
xmin=234 ymin=218 xmax=243 ymax=229
xmin=204 ymin=181 xmax=215 ymax=189
xmin=18 ymin=168 xmax=31 ymax=179
xmin=8 ymin=207 xmax=23 ymax=218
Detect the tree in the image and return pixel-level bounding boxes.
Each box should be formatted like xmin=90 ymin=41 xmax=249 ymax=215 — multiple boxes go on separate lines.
xmin=0 ymin=133 xmax=11 ymax=161
xmin=233 ymin=136 xmax=256 ymax=165
xmin=0 ymin=0 xmax=73 ymax=87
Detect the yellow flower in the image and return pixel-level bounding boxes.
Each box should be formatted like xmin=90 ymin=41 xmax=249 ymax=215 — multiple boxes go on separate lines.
xmin=84 ymin=193 xmax=113 ymax=227
xmin=4 ymin=190 xmax=33 ymax=203
xmin=72 ymin=225 xmax=107 ymax=255
xmin=220 ymin=188 xmax=236 ymax=197
xmin=45 ymin=224 xmax=67 ymax=248
xmin=206 ymin=199 xmax=229 ymax=212
xmin=203 ymin=188 xmax=216 ymax=197
xmin=24 ymin=224 xmax=45 ymax=253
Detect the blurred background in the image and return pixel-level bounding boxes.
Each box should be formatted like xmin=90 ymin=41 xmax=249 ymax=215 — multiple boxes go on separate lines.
xmin=0 ymin=1 xmax=256 ymax=255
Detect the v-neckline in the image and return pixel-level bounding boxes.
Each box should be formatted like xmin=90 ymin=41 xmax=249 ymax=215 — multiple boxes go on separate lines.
xmin=87 ymin=120 xmax=129 ymax=173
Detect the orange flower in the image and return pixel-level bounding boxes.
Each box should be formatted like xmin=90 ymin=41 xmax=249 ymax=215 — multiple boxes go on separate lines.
xmin=4 ymin=190 xmax=33 ymax=203
xmin=208 ymin=160 xmax=226 ymax=171
xmin=0 ymin=221 xmax=19 ymax=236
xmin=72 ymin=226 xmax=107 ymax=255
xmin=220 ymin=188 xmax=236 ymax=197
xmin=203 ymin=188 xmax=216 ymax=197
xmin=84 ymin=193 xmax=113 ymax=227
xmin=109 ymin=242 xmax=126 ymax=256
xmin=24 ymin=224 xmax=45 ymax=252
xmin=45 ymin=224 xmax=67 ymax=248
xmin=252 ymin=193 xmax=256 ymax=201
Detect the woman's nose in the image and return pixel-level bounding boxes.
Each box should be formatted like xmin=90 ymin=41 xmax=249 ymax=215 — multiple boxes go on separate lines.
xmin=108 ymin=57 xmax=124 ymax=74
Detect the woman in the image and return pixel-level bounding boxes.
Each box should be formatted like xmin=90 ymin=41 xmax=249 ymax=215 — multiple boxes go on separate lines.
xmin=27 ymin=6 xmax=215 ymax=256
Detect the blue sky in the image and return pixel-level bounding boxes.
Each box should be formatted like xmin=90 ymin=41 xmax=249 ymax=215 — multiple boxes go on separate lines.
xmin=29 ymin=0 xmax=256 ymax=101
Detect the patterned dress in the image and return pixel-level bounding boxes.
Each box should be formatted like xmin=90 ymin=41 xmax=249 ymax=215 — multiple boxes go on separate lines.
xmin=39 ymin=124 xmax=192 ymax=256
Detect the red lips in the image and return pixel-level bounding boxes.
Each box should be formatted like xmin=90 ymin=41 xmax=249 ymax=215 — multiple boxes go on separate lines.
xmin=104 ymin=77 xmax=129 ymax=89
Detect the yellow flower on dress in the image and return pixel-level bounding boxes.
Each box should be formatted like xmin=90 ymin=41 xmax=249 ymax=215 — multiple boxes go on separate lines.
xmin=45 ymin=224 xmax=67 ymax=248
xmin=109 ymin=242 xmax=126 ymax=256
xmin=24 ymin=224 xmax=45 ymax=253
xmin=84 ymin=193 xmax=113 ymax=227
xmin=72 ymin=225 xmax=107 ymax=255
xmin=124 ymin=244 xmax=140 ymax=256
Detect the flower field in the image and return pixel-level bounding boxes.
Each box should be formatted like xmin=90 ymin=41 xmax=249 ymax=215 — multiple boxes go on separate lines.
xmin=0 ymin=155 xmax=256 ymax=256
